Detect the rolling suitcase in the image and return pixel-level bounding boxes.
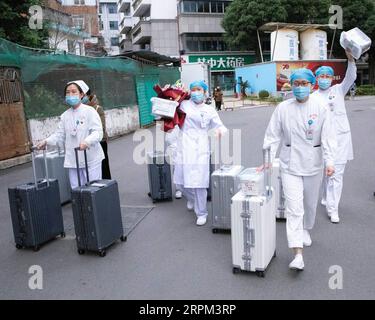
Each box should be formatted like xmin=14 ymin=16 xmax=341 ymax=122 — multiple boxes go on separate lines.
xmin=147 ymin=151 xmax=173 ymax=203
xmin=35 ymin=147 xmax=71 ymax=205
xmin=207 ymin=153 xmax=215 ymax=202
xmin=8 ymin=147 xmax=65 ymax=251
xmin=71 ymin=148 xmax=126 ymax=257
xmin=211 ymin=165 xmax=244 ymax=233
xmin=231 ymin=148 xmax=276 ymax=277
xmin=272 ymin=159 xmax=286 ymax=220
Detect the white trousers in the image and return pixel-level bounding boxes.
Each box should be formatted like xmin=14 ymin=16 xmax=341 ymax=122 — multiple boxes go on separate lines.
xmin=321 ymin=163 xmax=346 ymax=216
xmin=68 ymin=163 xmax=102 ymax=189
xmin=177 ymin=184 xmax=208 ymax=218
xmin=281 ymin=172 xmax=323 ymax=249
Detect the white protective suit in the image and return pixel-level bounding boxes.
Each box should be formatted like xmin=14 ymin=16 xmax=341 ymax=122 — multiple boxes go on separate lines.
xmin=312 ymin=61 xmax=357 ymax=216
xmin=174 ymin=99 xmax=227 ymax=217
xmin=46 ymin=104 xmax=104 ymax=188
xmin=263 ymin=95 xmax=336 ymax=248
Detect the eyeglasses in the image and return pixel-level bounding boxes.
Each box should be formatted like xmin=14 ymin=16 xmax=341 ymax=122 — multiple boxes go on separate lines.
xmin=292 ymin=81 xmax=311 ymax=87
xmin=318 ymin=74 xmax=333 ymax=79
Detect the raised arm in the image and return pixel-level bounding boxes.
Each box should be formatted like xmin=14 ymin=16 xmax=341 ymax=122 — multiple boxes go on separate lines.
xmin=338 ymin=51 xmax=357 ymax=95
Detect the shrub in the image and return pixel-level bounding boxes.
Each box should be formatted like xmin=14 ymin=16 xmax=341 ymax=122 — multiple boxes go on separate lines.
xmin=259 ymin=90 xmax=270 ymax=99
xmin=356 ymin=85 xmax=375 ymax=96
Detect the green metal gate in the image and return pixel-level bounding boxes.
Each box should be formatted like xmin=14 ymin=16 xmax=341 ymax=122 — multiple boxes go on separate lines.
xmin=136 ymin=74 xmax=159 ymax=127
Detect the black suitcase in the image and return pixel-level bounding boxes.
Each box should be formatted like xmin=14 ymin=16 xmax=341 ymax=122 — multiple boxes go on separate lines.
xmin=207 ymin=152 xmax=215 ymax=202
xmin=71 ymin=148 xmax=126 ymax=257
xmin=147 ymin=151 xmax=173 ymax=203
xmin=8 ymin=147 xmax=65 ymax=251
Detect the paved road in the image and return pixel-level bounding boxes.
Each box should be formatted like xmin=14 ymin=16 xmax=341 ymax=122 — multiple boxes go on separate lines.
xmin=0 ymin=97 xmax=374 ymax=300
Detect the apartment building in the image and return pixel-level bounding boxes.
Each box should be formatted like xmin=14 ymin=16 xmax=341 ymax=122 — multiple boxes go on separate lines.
xmin=98 ymin=0 xmax=120 ymax=55
xmin=43 ymin=0 xmax=91 ymax=55
xmin=118 ymin=0 xmax=179 ymax=56
xmin=59 ymin=0 xmax=101 ymax=55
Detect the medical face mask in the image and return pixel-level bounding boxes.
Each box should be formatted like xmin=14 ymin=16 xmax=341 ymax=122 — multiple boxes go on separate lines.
xmin=293 ymin=86 xmax=310 ymax=101
xmin=81 ymin=96 xmax=90 ymax=104
xmin=191 ymin=91 xmax=205 ymax=104
xmin=66 ymin=95 xmax=81 ymax=107
xmin=318 ymin=78 xmax=332 ymax=90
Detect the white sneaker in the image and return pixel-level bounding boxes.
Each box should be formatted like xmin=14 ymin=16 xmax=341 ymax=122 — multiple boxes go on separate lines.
xmin=187 ymin=201 xmax=194 ymax=211
xmin=289 ymin=254 xmax=304 ymax=271
xmin=303 ymin=229 xmax=312 ymax=247
xmin=321 ymin=198 xmax=327 ymax=206
xmin=330 ymin=213 xmax=340 ymax=224
xmin=196 ymin=216 xmax=207 ymax=226
xmin=175 ymin=190 xmax=182 ymax=199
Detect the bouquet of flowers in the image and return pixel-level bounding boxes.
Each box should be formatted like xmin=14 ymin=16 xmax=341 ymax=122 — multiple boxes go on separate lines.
xmin=152 ymin=80 xmax=189 ymax=132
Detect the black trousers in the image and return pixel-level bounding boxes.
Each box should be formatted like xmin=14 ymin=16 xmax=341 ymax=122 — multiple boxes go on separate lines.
xmin=100 ymin=140 xmax=112 ymax=179
xmin=215 ymin=101 xmax=222 ymax=110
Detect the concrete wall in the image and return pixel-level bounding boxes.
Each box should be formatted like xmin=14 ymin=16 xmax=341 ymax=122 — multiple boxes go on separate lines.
xmin=151 ymin=0 xmax=177 ymax=19
xmin=151 ymin=20 xmax=179 ymax=57
xmin=28 ymin=106 xmax=140 ymax=145
xmin=178 ymin=15 xmax=225 ymax=34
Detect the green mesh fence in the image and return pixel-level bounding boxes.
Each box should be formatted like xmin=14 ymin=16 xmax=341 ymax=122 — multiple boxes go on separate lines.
xmin=0 ymin=38 xmax=180 ymax=120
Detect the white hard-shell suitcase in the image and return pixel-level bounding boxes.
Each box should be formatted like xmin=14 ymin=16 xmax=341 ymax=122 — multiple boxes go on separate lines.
xmin=231 ymin=149 xmax=276 ymax=277
xmin=211 ymin=165 xmax=244 ymax=233
xmin=272 ymin=159 xmax=286 ymax=220
xmin=35 ymin=147 xmax=71 ymax=205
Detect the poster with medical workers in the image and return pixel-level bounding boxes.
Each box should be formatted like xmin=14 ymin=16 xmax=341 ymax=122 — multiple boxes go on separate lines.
xmin=276 ymin=60 xmax=347 ymax=91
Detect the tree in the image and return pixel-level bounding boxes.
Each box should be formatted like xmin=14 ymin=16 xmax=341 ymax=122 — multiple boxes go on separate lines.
xmin=0 ymin=0 xmax=49 ymax=48
xmin=332 ymin=0 xmax=375 ymax=83
xmin=222 ymin=0 xmax=287 ymax=61
xmin=280 ymin=0 xmax=331 ymax=24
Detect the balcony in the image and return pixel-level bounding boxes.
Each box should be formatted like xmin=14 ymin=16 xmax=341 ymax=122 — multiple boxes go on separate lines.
xmin=132 ymin=0 xmax=151 ymax=17
xmin=120 ymin=16 xmax=132 ymax=34
xmin=118 ymin=0 xmax=131 ymax=13
xmin=131 ymin=20 xmax=151 ymax=45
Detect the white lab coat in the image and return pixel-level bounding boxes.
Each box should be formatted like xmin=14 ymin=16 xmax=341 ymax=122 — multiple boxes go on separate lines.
xmin=263 ymin=95 xmax=336 ymax=176
xmin=165 ymin=125 xmax=180 ymax=165
xmin=46 ymin=104 xmax=104 ymax=169
xmin=174 ymin=100 xmax=227 ymax=188
xmin=312 ymin=61 xmax=357 ymax=164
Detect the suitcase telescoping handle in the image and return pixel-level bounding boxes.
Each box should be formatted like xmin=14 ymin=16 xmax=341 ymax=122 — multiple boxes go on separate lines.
xmin=30 ymin=146 xmax=50 ymax=189
xmin=74 ymin=147 xmax=90 ymax=187
xmin=262 ymin=147 xmax=272 ymax=199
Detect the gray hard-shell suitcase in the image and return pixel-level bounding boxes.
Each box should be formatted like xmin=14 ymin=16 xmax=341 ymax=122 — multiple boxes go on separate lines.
xmin=35 ymin=147 xmax=71 ymax=205
xmin=71 ymin=148 xmax=126 ymax=257
xmin=8 ymin=147 xmax=65 ymax=251
xmin=147 ymin=151 xmax=173 ymax=203
xmin=211 ymin=165 xmax=244 ymax=233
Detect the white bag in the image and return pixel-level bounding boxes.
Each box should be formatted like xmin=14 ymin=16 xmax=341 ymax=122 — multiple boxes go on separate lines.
xmin=151 ymin=97 xmax=178 ymax=119
xmin=238 ymin=168 xmax=264 ymax=196
xmin=340 ymin=28 xmax=372 ymax=60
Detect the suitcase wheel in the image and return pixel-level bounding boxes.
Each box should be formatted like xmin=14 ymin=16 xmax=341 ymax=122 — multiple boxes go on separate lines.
xmin=212 ymin=228 xmax=219 ymax=234
xmin=120 ymin=236 xmax=127 ymax=242
xmin=60 ymin=232 xmax=66 ymax=238
xmin=98 ymin=250 xmax=106 ymax=258
xmin=273 ymin=251 xmax=277 ymax=258
xmin=15 ymin=244 xmax=23 ymax=250
xmin=232 ymin=267 xmax=241 ymax=274
xmin=78 ymin=249 xmax=85 ymax=255
xmin=33 ymin=246 xmax=40 ymax=252
xmin=256 ymin=271 xmax=265 ymax=278
xmin=148 ymin=192 xmax=152 ymax=198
